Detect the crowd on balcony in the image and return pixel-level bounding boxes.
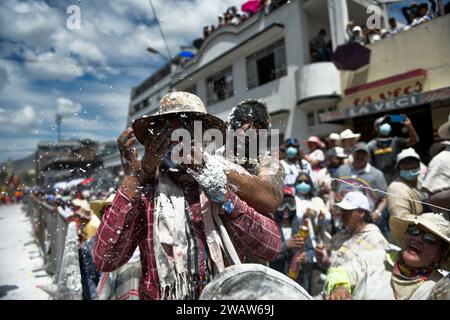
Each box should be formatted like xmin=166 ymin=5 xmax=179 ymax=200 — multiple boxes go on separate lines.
xmin=202 ymin=0 xmax=290 ymax=40
xmin=346 ymin=1 xmax=449 ymax=47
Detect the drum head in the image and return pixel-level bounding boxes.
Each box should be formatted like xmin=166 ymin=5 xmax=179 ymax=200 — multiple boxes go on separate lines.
xmin=199 ymin=264 xmax=312 ymax=300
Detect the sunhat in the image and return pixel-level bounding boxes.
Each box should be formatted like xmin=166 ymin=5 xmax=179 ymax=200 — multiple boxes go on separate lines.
xmin=132 ymin=91 xmax=226 ymax=145
xmin=390 ymin=213 xmax=450 ymax=271
xmin=340 ymin=129 xmax=361 ymax=140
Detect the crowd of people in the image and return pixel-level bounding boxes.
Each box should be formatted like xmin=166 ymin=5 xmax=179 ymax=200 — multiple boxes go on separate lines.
xmin=348 ymin=1 xmax=449 ymax=46
xmin=0 ymin=175 xmax=24 ymax=206
xmin=202 ymin=0 xmax=289 ymax=40
xmin=15 ymin=90 xmax=449 ymax=300
xmin=272 ymin=112 xmax=450 ymax=299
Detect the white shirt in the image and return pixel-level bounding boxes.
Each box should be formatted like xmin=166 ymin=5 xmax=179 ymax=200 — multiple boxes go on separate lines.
xmin=422 ymin=146 xmax=450 ymax=193
xmin=280 ymin=159 xmax=314 ymax=186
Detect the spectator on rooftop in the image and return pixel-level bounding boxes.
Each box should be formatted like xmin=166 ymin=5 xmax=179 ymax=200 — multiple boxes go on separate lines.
xmin=411 ymin=3 xmax=434 ymax=26
xmin=310 ymin=29 xmax=332 ymax=62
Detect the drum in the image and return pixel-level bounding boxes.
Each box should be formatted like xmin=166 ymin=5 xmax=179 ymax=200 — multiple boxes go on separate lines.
xmin=199 ymin=263 xmax=312 ymax=300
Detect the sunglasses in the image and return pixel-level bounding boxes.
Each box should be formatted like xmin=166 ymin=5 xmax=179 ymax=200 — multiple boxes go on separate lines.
xmin=278 ymin=201 xmax=296 ymax=211
xmin=405 ymin=225 xmax=438 ymax=245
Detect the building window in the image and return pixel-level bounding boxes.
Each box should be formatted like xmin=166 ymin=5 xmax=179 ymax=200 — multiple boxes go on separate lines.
xmin=206 ymin=66 xmax=234 ymax=104
xmin=317 ymin=109 xmax=326 ymax=124
xmin=246 ymin=39 xmax=287 ymax=90
xmin=142 ymin=97 xmax=150 ymax=109
xmin=307 ymin=112 xmax=315 ymax=126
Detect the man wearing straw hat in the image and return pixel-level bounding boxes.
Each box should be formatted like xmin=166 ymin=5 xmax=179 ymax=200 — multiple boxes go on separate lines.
xmin=94 ymin=91 xmax=281 ymax=300
xmin=325 ymin=212 xmax=449 ymax=300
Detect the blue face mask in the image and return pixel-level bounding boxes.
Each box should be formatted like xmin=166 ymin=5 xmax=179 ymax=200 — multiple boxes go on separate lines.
xmin=286 ymin=147 xmax=298 ymax=159
xmin=296 ymin=182 xmax=311 ymax=195
xmin=379 ymin=123 xmax=392 ymax=136
xmin=400 ymin=169 xmax=420 ymax=181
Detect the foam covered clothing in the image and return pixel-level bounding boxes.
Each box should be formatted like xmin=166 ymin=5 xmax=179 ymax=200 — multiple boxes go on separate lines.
xmin=325 ymin=249 xmax=444 ymax=300
xmin=327 ymin=223 xmax=390 ymax=269
xmin=94 ymin=185 xmax=281 ymax=300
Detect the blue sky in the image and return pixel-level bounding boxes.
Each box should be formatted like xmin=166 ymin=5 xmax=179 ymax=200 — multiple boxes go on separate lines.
xmin=0 ymin=0 xmax=237 ymax=162
xmin=0 ymin=0 xmax=447 ymax=162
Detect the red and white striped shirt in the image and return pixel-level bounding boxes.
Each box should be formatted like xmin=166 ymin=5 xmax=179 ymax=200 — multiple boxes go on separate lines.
xmin=94 ymin=183 xmax=281 ymax=300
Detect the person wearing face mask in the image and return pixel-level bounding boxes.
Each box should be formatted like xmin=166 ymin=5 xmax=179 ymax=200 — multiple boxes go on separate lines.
xmin=387 ymin=148 xmax=428 ymax=219
xmin=316 ymin=147 xmax=348 ymax=204
xmin=280 ymin=138 xmax=314 ymax=190
xmin=269 ymin=192 xmax=304 ymax=276
xmin=292 ymin=172 xmax=330 ymax=293
xmin=294 ymin=172 xmax=331 ymax=245
xmin=368 ymin=114 xmax=419 ymax=185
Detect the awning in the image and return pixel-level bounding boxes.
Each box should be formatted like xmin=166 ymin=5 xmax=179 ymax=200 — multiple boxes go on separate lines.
xmin=319 ymin=86 xmax=450 ymax=123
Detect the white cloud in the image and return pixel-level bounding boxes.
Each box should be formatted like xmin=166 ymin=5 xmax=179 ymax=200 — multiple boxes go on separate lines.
xmin=0 ymin=105 xmax=42 ymax=133
xmin=0 ymin=0 xmax=244 ymax=161
xmin=0 ymin=67 xmax=8 ymax=91
xmin=57 ymin=97 xmax=82 ymax=115
xmin=24 ymin=50 xmax=85 ymax=81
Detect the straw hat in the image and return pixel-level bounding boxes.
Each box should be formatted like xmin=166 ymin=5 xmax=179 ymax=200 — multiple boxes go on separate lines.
xmin=72 ymin=198 xmax=93 ymax=219
xmin=340 ymin=129 xmax=361 ymax=140
xmin=89 ymin=193 xmax=115 ymax=218
xmin=132 ymin=91 xmax=227 ymax=145
xmin=390 ymin=213 xmax=450 ymax=271
xmin=328 ymin=133 xmax=341 ymax=141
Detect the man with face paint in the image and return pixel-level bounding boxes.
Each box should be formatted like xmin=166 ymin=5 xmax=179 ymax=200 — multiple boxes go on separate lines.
xmin=280 ymin=138 xmax=314 ymax=190
xmin=314 ymin=191 xmax=390 ymax=298
xmin=368 ymin=114 xmax=419 ymax=184
xmin=94 ymin=92 xmax=281 ymax=300
xmin=387 ymin=148 xmax=428 ymax=218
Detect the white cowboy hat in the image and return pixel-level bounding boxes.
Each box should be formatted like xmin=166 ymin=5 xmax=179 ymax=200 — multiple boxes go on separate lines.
xmin=340 ymin=129 xmax=361 ymax=140
xmin=328 ymin=133 xmax=341 ymax=141
xmin=390 ymin=213 xmax=450 ymax=271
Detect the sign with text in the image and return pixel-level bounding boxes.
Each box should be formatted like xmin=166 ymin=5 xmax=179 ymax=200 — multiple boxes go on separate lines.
xmin=319 ymin=86 xmax=450 ymax=123
xmin=345 ymin=69 xmax=427 ymax=107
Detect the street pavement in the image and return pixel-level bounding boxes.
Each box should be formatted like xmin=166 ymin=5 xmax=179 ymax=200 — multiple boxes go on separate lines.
xmin=0 ymin=204 xmax=52 ymax=300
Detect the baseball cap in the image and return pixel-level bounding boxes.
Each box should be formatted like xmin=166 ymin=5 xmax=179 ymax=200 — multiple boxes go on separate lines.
xmin=352 ymin=142 xmax=370 ymax=154
xmin=285 ymin=137 xmax=300 ymax=147
xmin=335 ymin=191 xmax=371 ymax=212
xmin=396 ymin=148 xmax=420 ymax=167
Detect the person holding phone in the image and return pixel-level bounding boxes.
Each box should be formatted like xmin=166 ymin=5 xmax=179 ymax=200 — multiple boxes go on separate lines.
xmin=368 ymin=114 xmax=419 ymax=185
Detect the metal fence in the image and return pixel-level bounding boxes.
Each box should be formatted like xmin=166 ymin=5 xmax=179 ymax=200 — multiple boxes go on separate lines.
xmin=27 ymin=194 xmax=83 ymax=300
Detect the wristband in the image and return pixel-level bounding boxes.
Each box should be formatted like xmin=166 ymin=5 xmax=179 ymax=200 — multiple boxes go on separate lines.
xmin=222 ymin=198 xmax=234 ymax=214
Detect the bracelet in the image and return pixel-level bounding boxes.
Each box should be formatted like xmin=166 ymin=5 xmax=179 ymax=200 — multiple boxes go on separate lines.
xmin=222 ymin=199 xmax=234 ymax=214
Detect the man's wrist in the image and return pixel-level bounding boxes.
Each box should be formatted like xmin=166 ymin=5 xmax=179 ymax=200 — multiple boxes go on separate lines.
xmin=122 ymin=176 xmax=142 ymax=198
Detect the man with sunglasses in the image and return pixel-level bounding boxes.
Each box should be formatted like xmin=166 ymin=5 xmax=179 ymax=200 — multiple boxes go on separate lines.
xmin=325 ymin=212 xmax=449 ymax=300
